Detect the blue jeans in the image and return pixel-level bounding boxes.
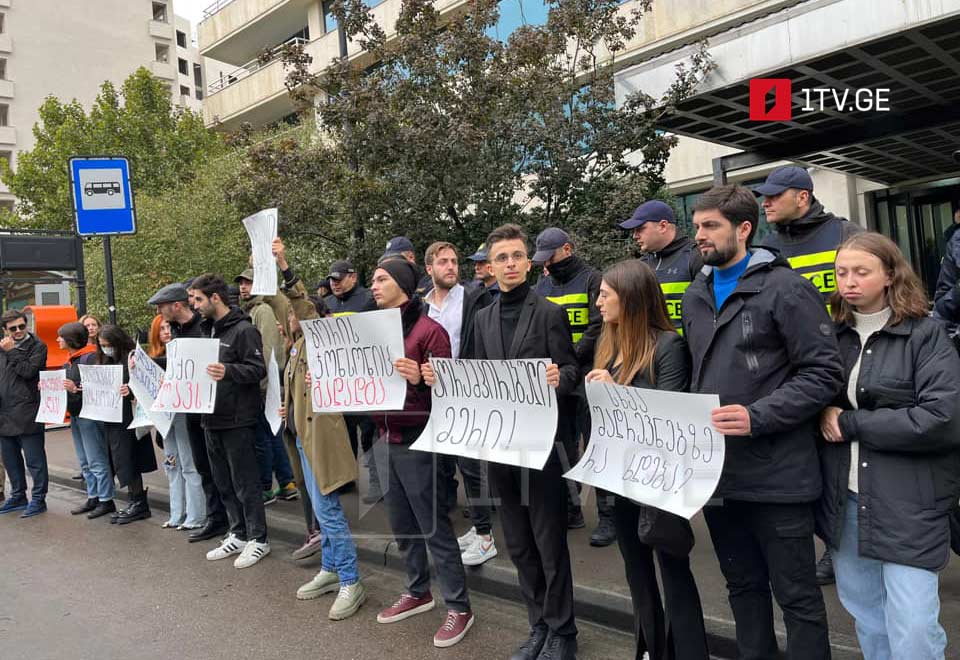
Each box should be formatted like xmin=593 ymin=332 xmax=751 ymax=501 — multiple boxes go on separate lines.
xmin=255 ymin=413 xmax=294 ymax=491
xmin=832 ymin=493 xmax=947 ymax=659
xmin=69 ymin=418 xmax=94 ymax=498
xmin=0 ymin=431 xmax=48 ymax=503
xmin=296 ymin=437 xmax=359 ymax=585
xmin=72 ymin=417 xmax=114 ymax=501
xmin=162 ymin=415 xmax=206 ymax=527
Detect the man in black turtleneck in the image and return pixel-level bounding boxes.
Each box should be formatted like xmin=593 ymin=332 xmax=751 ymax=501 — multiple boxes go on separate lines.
xmin=532 ymin=228 xmax=610 ymax=545
xmin=472 ymin=224 xmax=580 ymax=660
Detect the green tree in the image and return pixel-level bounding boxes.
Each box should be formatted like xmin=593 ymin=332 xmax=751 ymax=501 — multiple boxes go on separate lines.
xmin=3 ymin=67 xmax=223 ymax=230
xmin=255 ymin=0 xmax=712 ymax=276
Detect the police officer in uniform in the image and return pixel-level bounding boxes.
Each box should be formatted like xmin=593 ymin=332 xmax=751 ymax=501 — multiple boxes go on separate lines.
xmin=756 ymin=165 xmax=862 ymax=586
xmin=532 ymin=228 xmax=612 ymax=544
xmin=619 ymin=200 xmax=701 ymax=332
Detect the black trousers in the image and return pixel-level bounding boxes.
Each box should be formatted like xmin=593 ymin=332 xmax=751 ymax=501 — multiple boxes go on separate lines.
xmin=489 ymin=446 xmax=577 ymax=637
xmin=458 ymin=456 xmax=492 ymax=536
xmin=185 ymin=414 xmax=226 ymax=525
xmin=345 ymin=413 xmax=376 ymax=456
xmin=613 ymin=497 xmax=709 ymax=660
xmin=703 ymin=500 xmax=830 ymax=660
xmin=577 ymin=396 xmax=614 ymax=519
xmin=205 ymin=426 xmax=268 ymax=543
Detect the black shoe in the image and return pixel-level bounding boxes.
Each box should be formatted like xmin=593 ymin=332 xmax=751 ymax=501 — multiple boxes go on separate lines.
xmin=116 ymin=493 xmax=151 ymax=525
xmin=816 ymin=548 xmax=835 ymax=585
xmin=110 ymin=501 xmax=135 ymax=524
xmin=87 ymin=500 xmax=116 ymax=519
xmin=589 ymin=516 xmax=617 ymax=547
xmin=566 ymin=507 xmax=585 ymax=530
xmin=188 ymin=520 xmax=228 ymax=543
xmin=536 ymin=633 xmax=577 ymax=660
xmin=511 ymin=625 xmax=550 ymax=660
xmin=71 ymin=498 xmax=98 ymax=515
xmin=71 ymin=472 xmax=84 ymax=481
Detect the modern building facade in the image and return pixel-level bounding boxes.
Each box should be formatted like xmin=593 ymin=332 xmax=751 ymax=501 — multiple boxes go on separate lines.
xmin=0 ymin=0 xmax=213 ymax=211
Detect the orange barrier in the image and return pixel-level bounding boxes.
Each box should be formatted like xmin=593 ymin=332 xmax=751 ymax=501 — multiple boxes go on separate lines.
xmin=24 ymin=305 xmax=79 ymax=368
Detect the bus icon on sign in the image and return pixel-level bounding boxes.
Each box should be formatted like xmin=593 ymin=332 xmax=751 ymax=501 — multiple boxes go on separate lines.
xmin=84 ymin=181 xmax=122 ymax=196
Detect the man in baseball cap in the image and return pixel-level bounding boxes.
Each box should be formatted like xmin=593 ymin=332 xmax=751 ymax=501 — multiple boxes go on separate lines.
xmin=467 ymin=242 xmax=499 ymax=298
xmin=324 ymin=259 xmax=375 ymax=317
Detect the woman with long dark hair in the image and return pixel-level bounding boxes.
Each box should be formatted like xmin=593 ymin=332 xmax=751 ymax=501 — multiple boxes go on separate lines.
xmin=585 ymin=259 xmax=709 ymax=660
xmin=96 ymin=324 xmax=157 ymax=524
xmin=818 ymin=233 xmax=959 ymax=658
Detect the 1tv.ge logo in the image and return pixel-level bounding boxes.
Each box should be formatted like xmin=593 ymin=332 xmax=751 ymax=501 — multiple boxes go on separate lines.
xmin=749 ymin=79 xmax=891 ymax=121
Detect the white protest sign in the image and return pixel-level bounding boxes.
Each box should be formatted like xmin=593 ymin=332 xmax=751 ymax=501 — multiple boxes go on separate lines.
xmin=35 ymin=370 xmax=67 ymax=424
xmin=564 ymin=381 xmax=725 ymax=519
xmin=128 ymin=344 xmax=174 ymax=437
xmin=151 ymin=338 xmax=219 ymax=414
xmin=264 ymin=349 xmax=283 ymax=435
xmin=78 ymin=364 xmax=124 ymax=423
xmin=242 ymin=207 xmax=278 ymax=296
xmin=300 ymin=308 xmax=406 ymax=413
xmin=411 ymin=358 xmax=558 ymax=470
xmin=128 ymin=400 xmax=153 ymax=430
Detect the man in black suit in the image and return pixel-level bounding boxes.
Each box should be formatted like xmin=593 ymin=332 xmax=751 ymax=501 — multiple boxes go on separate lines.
xmin=470 ymin=224 xmax=580 ymax=660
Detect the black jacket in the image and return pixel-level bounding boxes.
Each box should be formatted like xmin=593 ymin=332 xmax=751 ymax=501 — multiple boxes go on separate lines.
xmin=681 ymin=248 xmax=844 ymax=502
xmin=0 ymin=333 xmax=47 ymax=436
xmin=534 ymin=255 xmax=602 ymax=370
xmin=324 ymin=285 xmax=377 ymax=316
xmin=199 ymin=307 xmax=267 ymax=430
xmin=815 ymin=316 xmax=960 ymax=570
xmin=170 ymin=310 xmax=204 ymax=339
xmin=473 ymin=288 xmax=579 ymax=400
xmin=934 ymin=228 xmax=960 ymax=326
xmin=639 ymin=235 xmax=703 ymax=283
xmin=760 ymin=200 xmax=861 ymax=252
xmin=621 ymin=331 xmax=690 ymax=393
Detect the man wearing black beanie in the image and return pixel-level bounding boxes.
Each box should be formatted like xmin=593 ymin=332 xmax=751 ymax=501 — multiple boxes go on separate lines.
xmin=369 ymin=258 xmax=475 ymax=649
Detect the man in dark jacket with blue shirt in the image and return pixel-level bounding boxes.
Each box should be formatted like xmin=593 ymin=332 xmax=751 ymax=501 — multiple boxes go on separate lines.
xmin=682 ymin=185 xmax=844 ymax=660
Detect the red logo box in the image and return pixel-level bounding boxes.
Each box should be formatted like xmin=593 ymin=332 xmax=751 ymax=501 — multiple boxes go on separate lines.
xmin=749 ymin=78 xmax=792 ymax=121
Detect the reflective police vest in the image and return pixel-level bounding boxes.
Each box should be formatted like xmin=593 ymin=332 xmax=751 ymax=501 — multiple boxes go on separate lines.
xmin=536 ymin=268 xmax=592 ymax=344
xmin=641 ymin=239 xmax=698 ymax=333
xmin=764 ymin=218 xmax=843 ymax=311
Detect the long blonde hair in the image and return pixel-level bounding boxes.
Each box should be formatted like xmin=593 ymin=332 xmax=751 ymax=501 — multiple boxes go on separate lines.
xmin=830 ymin=232 xmax=929 ymax=326
xmin=593 ymin=260 xmax=674 ymax=385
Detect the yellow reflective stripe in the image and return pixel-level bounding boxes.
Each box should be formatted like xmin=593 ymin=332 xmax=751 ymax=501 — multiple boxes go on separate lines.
xmin=787 ymin=250 xmax=837 ymax=270
xmin=660 ymin=282 xmax=691 ymax=295
xmin=331 ymin=311 xmax=356 ymax=317
xmin=675 ymin=327 xmax=684 ymax=336
xmin=546 ymin=293 xmax=589 ymax=306
xmin=571 ymin=332 xmax=584 ymax=344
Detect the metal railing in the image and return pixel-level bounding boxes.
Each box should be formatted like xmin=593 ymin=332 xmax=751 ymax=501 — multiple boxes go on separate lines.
xmin=207 ymin=36 xmax=307 ymax=95
xmin=201 ymin=0 xmax=238 ymax=19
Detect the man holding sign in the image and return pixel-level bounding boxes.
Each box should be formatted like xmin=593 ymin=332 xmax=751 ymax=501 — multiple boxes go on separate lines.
xmin=683 ymin=185 xmax=844 ymax=660
xmin=456 ymin=224 xmax=580 ymax=660
xmin=191 ymin=274 xmax=270 ymax=570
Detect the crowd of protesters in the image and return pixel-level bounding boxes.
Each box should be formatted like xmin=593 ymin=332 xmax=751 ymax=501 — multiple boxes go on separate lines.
xmin=1 ymin=165 xmax=959 ymax=660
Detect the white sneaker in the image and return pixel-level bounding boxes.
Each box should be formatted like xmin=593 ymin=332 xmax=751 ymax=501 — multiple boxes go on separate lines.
xmin=234 ymin=540 xmax=271 ymax=569
xmin=206 ymin=534 xmax=247 ymax=561
xmin=461 ymin=534 xmax=497 ymax=566
xmin=457 ymin=526 xmax=477 ymax=551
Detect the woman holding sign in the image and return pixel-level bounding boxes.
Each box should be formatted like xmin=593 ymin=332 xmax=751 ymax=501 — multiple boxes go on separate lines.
xmin=817 ymin=233 xmax=960 ymax=658
xmin=585 ymin=259 xmax=709 ymax=660
xmin=96 ymin=325 xmax=158 ymax=525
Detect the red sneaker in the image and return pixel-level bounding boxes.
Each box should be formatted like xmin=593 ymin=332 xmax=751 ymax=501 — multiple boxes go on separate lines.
xmin=433 ymin=610 xmax=475 ymax=648
xmin=376 ymin=592 xmax=435 ymax=624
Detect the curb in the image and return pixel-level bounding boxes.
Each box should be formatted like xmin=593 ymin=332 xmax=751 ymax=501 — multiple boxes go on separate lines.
xmin=48 ymin=467 xmax=858 ymax=659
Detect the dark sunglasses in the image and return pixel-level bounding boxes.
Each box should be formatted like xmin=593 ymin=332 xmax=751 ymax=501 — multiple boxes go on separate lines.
xmin=6 ymin=323 xmax=26 ymax=332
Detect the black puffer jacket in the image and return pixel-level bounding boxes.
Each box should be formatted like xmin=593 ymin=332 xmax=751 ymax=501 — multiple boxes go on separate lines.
xmin=681 ymin=248 xmax=844 ymax=502
xmin=816 ymin=316 xmax=960 ymax=570
xmin=199 ymin=307 xmax=267 ymax=430
xmin=0 ymin=333 xmax=48 ymax=436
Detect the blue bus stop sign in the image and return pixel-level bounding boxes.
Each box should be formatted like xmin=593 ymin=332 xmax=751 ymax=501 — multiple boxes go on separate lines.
xmin=69 ymin=156 xmax=136 ymax=236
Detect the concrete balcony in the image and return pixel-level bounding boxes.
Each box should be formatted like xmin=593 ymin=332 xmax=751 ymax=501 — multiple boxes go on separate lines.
xmin=0 ymin=79 xmax=14 ymax=98
xmin=203 ymin=51 xmax=293 ymax=130
xmin=0 ymin=34 xmax=12 ymax=54
xmin=0 ymin=126 xmax=15 ymax=145
xmin=148 ymin=19 xmax=172 ymax=40
xmin=149 ymin=60 xmax=175 ymax=80
xmin=198 ymin=0 xmax=314 ymax=65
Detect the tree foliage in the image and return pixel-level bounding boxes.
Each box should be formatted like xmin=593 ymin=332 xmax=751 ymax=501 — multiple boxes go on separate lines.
xmin=234 ymin=0 xmax=713 ymax=275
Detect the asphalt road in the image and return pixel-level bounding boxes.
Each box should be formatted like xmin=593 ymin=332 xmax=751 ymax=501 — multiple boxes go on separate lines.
xmin=0 ymin=483 xmax=634 ymax=660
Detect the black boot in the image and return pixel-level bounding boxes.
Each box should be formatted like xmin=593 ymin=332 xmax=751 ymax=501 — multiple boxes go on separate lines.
xmin=816 ymin=548 xmax=835 ymax=585
xmin=566 ymin=506 xmax=585 ymax=530
xmin=590 ymin=495 xmax=617 ymax=547
xmin=536 ymin=633 xmax=577 ymax=660
xmin=116 ymin=490 xmax=151 ymax=525
xmin=188 ymin=518 xmax=229 ymax=543
xmin=71 ymin=498 xmax=98 ymax=515
xmin=511 ymin=624 xmax=549 ymax=660
xmin=87 ymin=499 xmax=116 ymax=520
xmin=110 ymin=499 xmax=135 ymax=524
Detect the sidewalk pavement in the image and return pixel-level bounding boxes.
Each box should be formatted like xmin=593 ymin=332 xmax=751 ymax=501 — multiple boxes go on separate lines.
xmin=41 ymin=428 xmax=960 ymax=659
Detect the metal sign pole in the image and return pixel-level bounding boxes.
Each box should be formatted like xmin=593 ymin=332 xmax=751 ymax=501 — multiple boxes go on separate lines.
xmin=103 ymin=236 xmax=117 ymax=325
